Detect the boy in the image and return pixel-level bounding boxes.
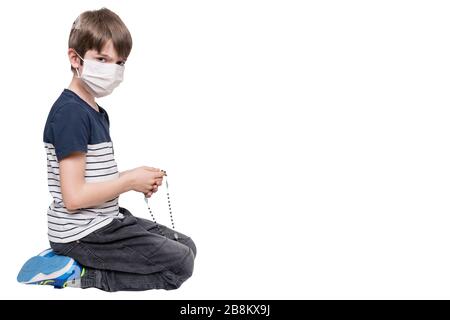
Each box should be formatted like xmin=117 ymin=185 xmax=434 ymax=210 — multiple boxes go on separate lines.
xmin=26 ymin=7 xmax=196 ymax=291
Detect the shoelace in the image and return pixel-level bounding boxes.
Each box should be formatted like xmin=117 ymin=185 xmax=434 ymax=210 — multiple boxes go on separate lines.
xmin=144 ymin=170 xmax=179 ymax=241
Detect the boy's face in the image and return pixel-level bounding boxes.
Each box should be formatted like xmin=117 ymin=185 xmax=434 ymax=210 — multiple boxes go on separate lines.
xmin=70 ymin=39 xmax=127 ymax=71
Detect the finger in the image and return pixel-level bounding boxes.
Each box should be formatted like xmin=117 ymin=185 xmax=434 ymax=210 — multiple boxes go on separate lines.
xmin=156 ymin=172 xmax=165 ymax=178
xmin=144 ymin=166 xmax=160 ymax=172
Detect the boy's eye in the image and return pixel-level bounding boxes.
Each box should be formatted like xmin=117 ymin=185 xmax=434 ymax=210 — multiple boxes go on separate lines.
xmin=95 ymin=57 xmax=125 ymax=66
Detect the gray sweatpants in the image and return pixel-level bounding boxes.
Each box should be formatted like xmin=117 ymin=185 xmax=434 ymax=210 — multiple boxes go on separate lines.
xmin=50 ymin=206 xmax=197 ymax=292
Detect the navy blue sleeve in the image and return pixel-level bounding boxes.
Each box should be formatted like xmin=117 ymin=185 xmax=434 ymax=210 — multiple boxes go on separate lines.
xmin=50 ymin=103 xmax=91 ymax=161
xmin=104 ymin=109 xmax=110 ymax=127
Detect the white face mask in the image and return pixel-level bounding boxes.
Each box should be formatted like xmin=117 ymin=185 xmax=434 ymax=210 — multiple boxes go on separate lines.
xmin=74 ymin=50 xmax=124 ymax=98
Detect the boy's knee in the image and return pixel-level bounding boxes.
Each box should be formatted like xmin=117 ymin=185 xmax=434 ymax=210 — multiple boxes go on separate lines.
xmin=163 ymin=248 xmax=195 ymax=290
xmin=175 ymin=248 xmax=195 ymax=279
xmin=186 ymin=237 xmax=197 ymax=258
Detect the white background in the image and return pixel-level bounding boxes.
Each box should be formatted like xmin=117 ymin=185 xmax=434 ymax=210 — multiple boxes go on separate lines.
xmin=0 ymin=0 xmax=449 ymax=299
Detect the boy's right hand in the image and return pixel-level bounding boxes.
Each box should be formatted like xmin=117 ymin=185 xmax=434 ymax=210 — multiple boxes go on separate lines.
xmin=127 ymin=166 xmax=165 ymax=195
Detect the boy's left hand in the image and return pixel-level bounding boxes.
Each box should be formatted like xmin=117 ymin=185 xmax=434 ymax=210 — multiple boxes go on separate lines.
xmin=144 ymin=184 xmax=159 ymax=198
xmin=143 ymin=168 xmax=164 ymax=198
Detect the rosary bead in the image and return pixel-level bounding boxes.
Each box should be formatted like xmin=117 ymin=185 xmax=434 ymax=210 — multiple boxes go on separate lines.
xmin=144 ymin=172 xmax=176 ymax=239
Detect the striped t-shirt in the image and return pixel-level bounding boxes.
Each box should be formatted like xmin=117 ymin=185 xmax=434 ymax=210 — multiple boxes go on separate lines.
xmin=43 ymin=88 xmax=124 ymax=243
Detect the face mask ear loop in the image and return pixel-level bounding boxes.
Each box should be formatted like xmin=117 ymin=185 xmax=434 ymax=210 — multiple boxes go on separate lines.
xmin=74 ymin=50 xmax=84 ymax=78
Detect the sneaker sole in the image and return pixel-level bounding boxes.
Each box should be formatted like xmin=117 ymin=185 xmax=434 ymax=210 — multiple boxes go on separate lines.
xmin=17 ymin=255 xmax=74 ymax=284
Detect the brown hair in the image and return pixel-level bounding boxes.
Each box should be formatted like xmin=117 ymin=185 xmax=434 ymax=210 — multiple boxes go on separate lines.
xmin=68 ymin=7 xmax=132 ymax=73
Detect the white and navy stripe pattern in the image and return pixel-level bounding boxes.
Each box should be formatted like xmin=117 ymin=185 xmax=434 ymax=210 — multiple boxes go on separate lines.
xmin=45 ymin=141 xmax=122 ymax=243
xmin=43 ymin=89 xmax=124 ymax=243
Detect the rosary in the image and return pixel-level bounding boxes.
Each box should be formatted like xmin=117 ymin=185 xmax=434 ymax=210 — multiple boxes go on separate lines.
xmin=143 ymin=169 xmax=179 ymax=241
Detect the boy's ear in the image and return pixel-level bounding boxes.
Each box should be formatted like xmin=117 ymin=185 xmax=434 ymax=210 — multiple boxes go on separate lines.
xmin=68 ymin=48 xmax=81 ymax=69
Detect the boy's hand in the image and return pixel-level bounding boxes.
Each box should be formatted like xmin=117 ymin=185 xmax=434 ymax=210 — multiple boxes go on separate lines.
xmin=144 ymin=182 xmax=159 ymax=198
xmin=127 ymin=166 xmax=165 ymax=197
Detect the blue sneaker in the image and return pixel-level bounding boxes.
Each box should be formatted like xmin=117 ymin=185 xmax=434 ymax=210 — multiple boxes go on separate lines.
xmin=17 ymin=252 xmax=85 ymax=289
xmin=38 ymin=248 xmax=56 ymax=258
